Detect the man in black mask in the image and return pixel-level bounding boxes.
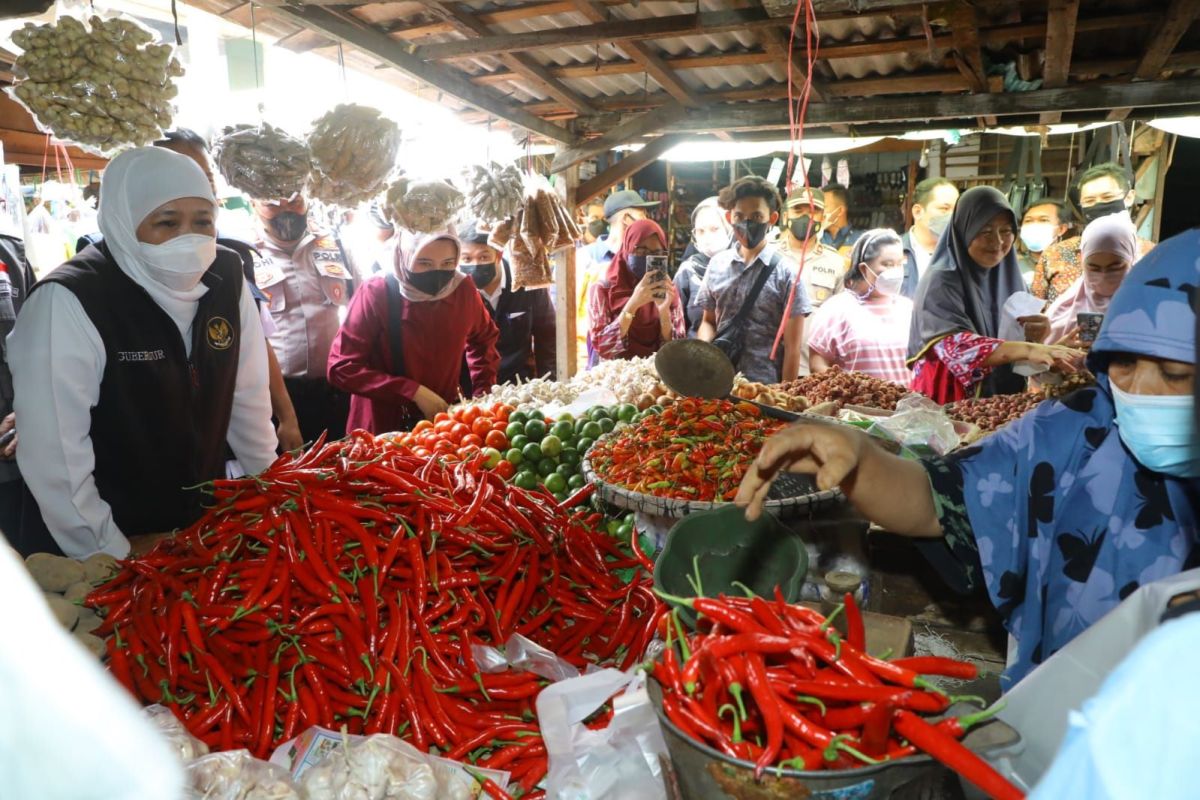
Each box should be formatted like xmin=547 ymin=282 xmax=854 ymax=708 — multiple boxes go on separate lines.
xmin=457 ymin=220 xmax=556 ymax=385
xmin=1030 ymin=162 xmax=1156 ymax=302
xmin=251 ymin=194 xmax=355 ymax=443
xmin=697 ymin=176 xmax=812 ymax=383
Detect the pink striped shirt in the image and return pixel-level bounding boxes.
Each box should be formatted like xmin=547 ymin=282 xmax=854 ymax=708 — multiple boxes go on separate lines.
xmin=807 ymin=292 xmax=914 ymax=385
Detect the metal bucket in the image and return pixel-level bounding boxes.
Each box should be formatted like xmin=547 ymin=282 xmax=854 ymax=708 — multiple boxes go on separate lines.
xmin=648 ymin=681 xmax=1021 ymax=800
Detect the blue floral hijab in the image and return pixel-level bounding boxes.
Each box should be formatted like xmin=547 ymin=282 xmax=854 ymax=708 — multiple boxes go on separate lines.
xmin=920 ymin=228 xmax=1199 ymax=690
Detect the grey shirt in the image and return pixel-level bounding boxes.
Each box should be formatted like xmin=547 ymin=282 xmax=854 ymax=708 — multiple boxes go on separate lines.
xmin=697 ymin=244 xmax=813 ymax=383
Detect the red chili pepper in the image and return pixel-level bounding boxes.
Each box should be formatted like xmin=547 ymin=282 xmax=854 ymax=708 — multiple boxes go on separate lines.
xmin=892 ymin=710 xmax=1025 ymax=800
xmin=890 ymin=656 xmax=979 ymax=681
xmin=843 ymin=591 xmax=865 ymax=652
xmin=742 ymin=654 xmax=783 ymax=779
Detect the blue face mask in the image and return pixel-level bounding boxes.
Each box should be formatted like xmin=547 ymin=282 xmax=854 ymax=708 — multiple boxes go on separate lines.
xmin=1111 ymin=382 xmax=1200 ymax=478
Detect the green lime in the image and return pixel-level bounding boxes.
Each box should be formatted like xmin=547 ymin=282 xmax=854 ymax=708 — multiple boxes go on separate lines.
xmin=647 ymin=405 xmax=664 ymax=416
xmin=575 ymin=418 xmax=590 ymax=434
xmin=504 ymin=448 xmax=524 ymax=466
xmin=481 ymin=448 xmax=502 ymax=468
xmin=577 ymin=437 xmax=595 ymax=453
xmin=552 ymin=490 xmax=568 ymax=503
xmin=536 ymin=458 xmax=557 ymax=478
xmin=521 ymin=442 xmax=543 ymax=463
xmin=540 ymin=434 xmax=563 ymax=458
xmin=560 ymin=448 xmax=581 ymax=467
xmin=510 ymin=434 xmax=529 ymax=451
xmin=524 ymin=419 xmax=548 ymax=441
xmin=509 ymin=411 xmax=528 ymax=426
xmin=590 ymin=407 xmax=610 ymax=422
xmin=580 ymin=421 xmax=603 ymax=440
xmin=598 ymin=418 xmax=615 ymax=434
xmin=568 ymin=473 xmax=587 ymax=490
xmin=526 ymin=409 xmax=545 ymax=422
xmin=557 ymin=412 xmax=574 ymax=422
xmin=551 ymin=420 xmax=574 ymax=440
xmin=513 ymin=471 xmax=538 ymax=490
xmin=617 ymin=403 xmax=638 ymax=423
xmin=505 ymin=421 xmax=525 ymax=440
xmin=617 ymin=522 xmax=634 ymax=538
xmin=555 ymin=463 xmax=575 ymax=478
xmin=606 ymin=518 xmax=622 ymax=535
xmin=545 ymin=473 xmax=568 ymax=493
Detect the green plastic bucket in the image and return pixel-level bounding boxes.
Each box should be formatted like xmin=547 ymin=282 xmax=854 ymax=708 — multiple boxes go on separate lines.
xmin=653 ymin=505 xmax=808 ymax=628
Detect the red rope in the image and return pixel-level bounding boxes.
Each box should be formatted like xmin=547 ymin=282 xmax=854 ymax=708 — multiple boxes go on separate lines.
xmin=771 ymin=0 xmax=820 ymax=363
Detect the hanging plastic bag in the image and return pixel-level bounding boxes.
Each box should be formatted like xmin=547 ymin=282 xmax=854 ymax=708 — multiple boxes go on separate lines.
xmin=536 ymin=667 xmax=669 ymax=800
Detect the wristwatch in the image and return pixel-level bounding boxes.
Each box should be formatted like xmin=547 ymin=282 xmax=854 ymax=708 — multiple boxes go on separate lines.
xmin=621 ymin=309 xmax=636 ymax=324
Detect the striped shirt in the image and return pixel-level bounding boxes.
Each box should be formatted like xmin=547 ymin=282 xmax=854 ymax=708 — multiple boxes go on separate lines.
xmin=806 ymin=292 xmax=914 ymax=385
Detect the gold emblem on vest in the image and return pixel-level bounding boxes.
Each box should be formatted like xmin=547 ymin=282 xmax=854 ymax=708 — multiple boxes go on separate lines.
xmin=207 ymin=317 xmax=234 ymax=351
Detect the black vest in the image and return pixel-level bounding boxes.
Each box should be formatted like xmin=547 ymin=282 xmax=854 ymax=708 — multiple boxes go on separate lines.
xmin=34 ymin=242 xmax=243 ymax=535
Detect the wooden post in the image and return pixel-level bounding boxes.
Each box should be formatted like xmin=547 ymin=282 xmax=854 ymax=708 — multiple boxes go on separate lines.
xmin=555 ymin=161 xmax=580 ymax=381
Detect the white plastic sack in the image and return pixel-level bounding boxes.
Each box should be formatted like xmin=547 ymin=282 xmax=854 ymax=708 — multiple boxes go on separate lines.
xmin=537 ymin=667 xmax=669 ymax=800
xmin=992 ymin=568 xmax=1200 ymax=791
xmin=472 ymin=632 xmax=580 ymax=682
xmin=867 ymin=394 xmax=961 ymax=455
xmin=143 ymin=704 xmax=209 ymax=764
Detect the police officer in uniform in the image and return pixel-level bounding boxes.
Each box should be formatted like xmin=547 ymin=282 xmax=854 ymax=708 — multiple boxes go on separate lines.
xmin=8 ymin=147 xmax=278 ymax=557
xmin=252 ymin=194 xmax=355 ymax=444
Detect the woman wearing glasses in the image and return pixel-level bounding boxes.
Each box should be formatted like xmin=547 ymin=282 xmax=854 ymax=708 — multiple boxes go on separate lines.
xmin=906 ymin=186 xmax=1084 ymax=403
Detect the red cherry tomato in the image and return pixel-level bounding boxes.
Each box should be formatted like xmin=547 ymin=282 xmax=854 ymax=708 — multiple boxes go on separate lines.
xmin=433 ymin=440 xmax=455 ymax=454
xmin=449 ymin=423 xmax=471 ymax=442
xmin=413 ymin=420 xmax=434 ymax=434
xmin=471 ymin=417 xmax=493 ymax=438
xmin=433 ymin=412 xmax=451 ymax=424
xmin=460 ymin=433 xmax=484 ymax=449
xmin=460 ymin=405 xmax=481 ymax=425
xmin=493 ymin=460 xmax=516 ymax=480
xmin=484 ymin=430 xmax=508 ymax=450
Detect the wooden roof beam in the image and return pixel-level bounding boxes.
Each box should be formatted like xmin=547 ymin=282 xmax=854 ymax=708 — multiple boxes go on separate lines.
xmin=268 ymin=4 xmax=574 ymax=143
xmin=571 ymin=77 xmax=1200 ymax=133
xmin=411 ymin=0 xmax=598 ymax=116
xmin=550 ymin=102 xmax=688 ymax=172
xmin=758 ymin=27 xmax=828 ymax=103
xmin=1040 ymin=0 xmax=1081 ymax=124
xmin=1109 ymin=0 xmax=1200 ymax=121
xmin=575 ymin=134 xmax=688 ymax=207
xmin=563 ymin=0 xmax=702 ymax=107
xmin=416 ymin=8 xmax=780 ymax=60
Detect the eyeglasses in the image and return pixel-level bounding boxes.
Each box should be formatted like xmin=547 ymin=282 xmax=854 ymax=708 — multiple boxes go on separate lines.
xmin=633 ymin=248 xmax=667 ymax=257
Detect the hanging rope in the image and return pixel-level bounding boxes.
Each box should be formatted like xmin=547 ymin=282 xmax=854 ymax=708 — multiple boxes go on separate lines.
xmin=170 ymin=0 xmax=182 ymax=46
xmin=250 ymin=2 xmax=264 ymax=116
xmin=337 ymin=42 xmax=348 ymax=96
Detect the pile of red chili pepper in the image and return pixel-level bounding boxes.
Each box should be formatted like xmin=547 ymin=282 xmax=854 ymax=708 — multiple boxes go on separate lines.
xmin=587 ymin=398 xmax=784 ymax=502
xmin=654 ymin=589 xmax=1025 ymax=800
xmin=85 ymin=431 xmax=663 ymax=798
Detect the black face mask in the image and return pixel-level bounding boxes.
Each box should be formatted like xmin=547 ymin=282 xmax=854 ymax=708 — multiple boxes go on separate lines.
xmin=788 ymin=216 xmax=819 ymax=242
xmin=461 ymin=262 xmax=497 ymax=288
xmin=733 ymin=220 xmax=770 ymax=250
xmin=1081 ymin=199 xmax=1127 ymax=223
xmin=269 ymin=211 xmax=308 ymax=242
xmin=409 ymin=269 xmax=456 ymax=295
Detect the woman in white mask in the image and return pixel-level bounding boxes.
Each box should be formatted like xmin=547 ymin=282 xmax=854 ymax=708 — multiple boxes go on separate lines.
xmin=8 ymin=147 xmax=277 ymax=558
xmin=673 ymin=197 xmax=731 ymax=337
xmin=807 ymin=229 xmax=914 ymax=384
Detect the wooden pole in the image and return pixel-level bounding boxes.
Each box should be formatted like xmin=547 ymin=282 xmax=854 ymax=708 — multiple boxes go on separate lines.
xmin=555 ymin=161 xmax=580 ymax=381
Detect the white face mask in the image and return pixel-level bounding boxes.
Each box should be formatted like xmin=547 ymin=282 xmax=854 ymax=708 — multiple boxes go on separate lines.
xmin=695 ymin=231 xmax=731 ymax=259
xmin=873 ymin=266 xmax=905 ymax=297
xmin=1019 ymin=222 xmax=1058 ymax=254
xmin=138 ymin=234 xmax=217 ymax=292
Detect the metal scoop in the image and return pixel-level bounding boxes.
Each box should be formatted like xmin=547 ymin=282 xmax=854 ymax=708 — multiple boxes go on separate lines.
xmin=654 ymin=339 xmax=802 ymax=422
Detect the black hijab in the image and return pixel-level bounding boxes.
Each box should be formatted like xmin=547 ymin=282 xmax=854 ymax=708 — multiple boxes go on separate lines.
xmin=907 ymin=185 xmax=1027 ymax=395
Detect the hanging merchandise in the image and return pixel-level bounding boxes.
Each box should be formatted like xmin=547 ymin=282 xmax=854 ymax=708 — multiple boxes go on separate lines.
xmin=382 ymin=176 xmax=465 ymax=234
xmin=305 ymin=104 xmax=401 ymax=207
xmin=837 ymin=157 xmax=850 ymax=187
xmin=492 ymin=174 xmax=583 ymax=290
xmin=8 ymin=14 xmax=184 ymax=156
xmin=214 ymin=123 xmax=313 ymax=201
xmin=465 ymin=162 xmax=525 ymax=225
xmin=821 ymin=156 xmax=833 ymax=186
xmin=1002 ymin=137 xmax=1048 ymax=213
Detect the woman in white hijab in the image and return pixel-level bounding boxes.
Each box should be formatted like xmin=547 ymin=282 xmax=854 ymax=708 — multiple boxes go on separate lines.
xmin=8 ymin=147 xmax=277 ymax=558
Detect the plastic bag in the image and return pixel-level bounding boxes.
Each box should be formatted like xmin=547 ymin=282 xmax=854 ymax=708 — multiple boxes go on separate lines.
xmin=187 ymin=749 xmax=303 ymax=800
xmin=306 ymin=104 xmax=401 ymax=207
xmin=214 ymin=123 xmax=313 ymax=201
xmin=383 ymin=177 xmax=464 ymax=234
xmin=867 ymin=394 xmax=961 ymax=455
xmin=143 ymin=704 xmax=209 ymax=764
xmin=537 ymin=667 xmax=669 ymax=800
xmin=7 ymin=11 xmax=183 ymax=156
xmin=472 ymin=632 xmax=580 ymax=683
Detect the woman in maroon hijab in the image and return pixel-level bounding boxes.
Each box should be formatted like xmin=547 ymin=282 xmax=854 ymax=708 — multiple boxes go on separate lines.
xmin=587 ymin=218 xmax=685 ymax=362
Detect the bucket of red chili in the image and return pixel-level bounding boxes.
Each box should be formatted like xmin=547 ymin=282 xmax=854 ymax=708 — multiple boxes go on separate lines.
xmin=648 ymin=591 xmax=1026 ymax=800
xmin=584 ymin=398 xmax=841 ymax=519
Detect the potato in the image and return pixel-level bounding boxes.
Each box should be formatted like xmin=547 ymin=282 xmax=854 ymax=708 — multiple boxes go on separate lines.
xmin=75 ymin=607 xmax=102 ymax=635
xmin=63 ymin=581 xmax=93 ymax=605
xmin=74 ymin=632 xmax=107 ymax=658
xmin=25 ymin=552 xmax=86 ymax=593
xmin=44 ymin=593 xmax=81 ymax=630
xmin=82 ymin=552 xmax=119 ymax=585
